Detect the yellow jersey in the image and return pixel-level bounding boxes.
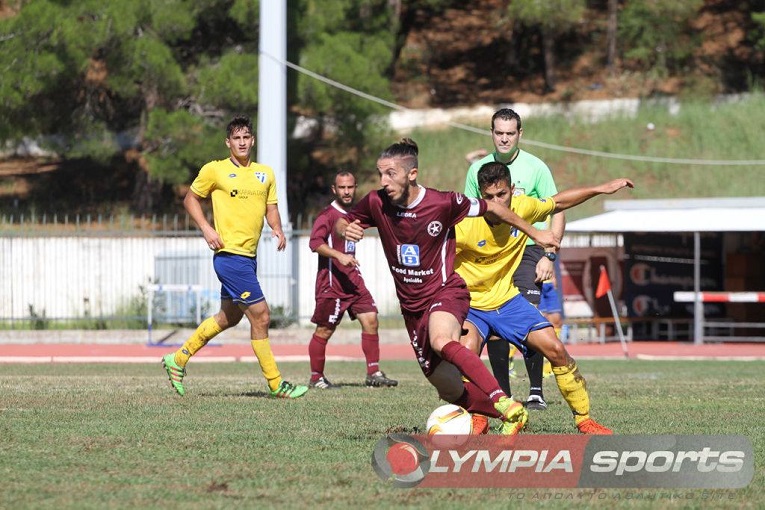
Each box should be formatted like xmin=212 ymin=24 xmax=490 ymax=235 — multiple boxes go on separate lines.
xmin=190 ymin=158 xmax=278 ymax=257
xmin=455 ymin=195 xmax=555 ymax=310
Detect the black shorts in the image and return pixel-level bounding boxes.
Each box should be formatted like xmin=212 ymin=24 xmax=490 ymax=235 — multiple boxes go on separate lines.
xmin=513 ymin=245 xmax=544 ymax=306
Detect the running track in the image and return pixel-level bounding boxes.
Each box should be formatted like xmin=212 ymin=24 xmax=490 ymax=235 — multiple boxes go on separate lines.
xmin=2 ymin=341 xmax=764 ymax=363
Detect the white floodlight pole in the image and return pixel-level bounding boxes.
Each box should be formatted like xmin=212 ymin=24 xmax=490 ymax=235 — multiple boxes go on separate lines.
xmin=258 ymin=0 xmax=289 ymax=229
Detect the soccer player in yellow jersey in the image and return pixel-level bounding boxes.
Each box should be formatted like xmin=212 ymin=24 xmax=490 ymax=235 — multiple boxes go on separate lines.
xmin=455 ymin=161 xmax=634 ymax=434
xmin=161 ymin=115 xmax=307 ymax=399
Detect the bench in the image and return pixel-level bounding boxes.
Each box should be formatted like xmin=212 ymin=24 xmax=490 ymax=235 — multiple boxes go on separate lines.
xmin=565 ymin=317 xmax=633 ymax=344
xmin=650 ymin=317 xmax=693 ymax=340
xmin=703 ymin=321 xmax=765 ymax=342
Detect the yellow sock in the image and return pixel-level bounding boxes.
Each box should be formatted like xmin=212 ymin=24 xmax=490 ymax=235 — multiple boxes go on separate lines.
xmin=552 ymin=361 xmax=590 ymax=425
xmin=251 ymin=338 xmax=282 ymax=391
xmin=175 ymin=317 xmax=223 ymax=367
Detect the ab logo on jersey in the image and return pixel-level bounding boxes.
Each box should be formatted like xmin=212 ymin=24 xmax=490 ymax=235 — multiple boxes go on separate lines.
xmin=345 ymin=239 xmax=356 ymax=253
xmin=254 ymin=172 xmax=267 ymax=183
xmin=400 ymin=244 xmax=420 ymax=267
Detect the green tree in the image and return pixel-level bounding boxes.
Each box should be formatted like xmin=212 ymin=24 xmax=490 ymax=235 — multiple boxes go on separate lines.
xmin=0 ymin=0 xmax=412 ymax=220
xmin=619 ymin=0 xmax=704 ymax=77
xmin=752 ymin=11 xmax=765 ymax=52
xmin=507 ymin=0 xmax=586 ymax=92
xmin=293 ymin=0 xmax=396 ymax=164
xmin=0 ymin=0 xmax=259 ymax=213
xmin=606 ymin=0 xmax=619 ymax=72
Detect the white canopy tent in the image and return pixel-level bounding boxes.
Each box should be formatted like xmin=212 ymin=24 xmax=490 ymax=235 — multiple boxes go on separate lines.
xmin=566 ymin=197 xmax=765 ymax=343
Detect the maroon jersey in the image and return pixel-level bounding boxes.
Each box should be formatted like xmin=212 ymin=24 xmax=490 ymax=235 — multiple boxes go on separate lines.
xmin=310 ymin=201 xmax=370 ymax=300
xmin=346 ymin=186 xmax=486 ymax=314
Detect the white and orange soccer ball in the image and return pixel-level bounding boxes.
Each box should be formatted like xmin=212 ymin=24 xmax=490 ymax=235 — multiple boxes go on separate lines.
xmin=426 ymin=404 xmax=473 ymax=435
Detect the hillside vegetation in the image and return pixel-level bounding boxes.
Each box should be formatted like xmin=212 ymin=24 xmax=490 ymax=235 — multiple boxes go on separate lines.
xmin=358 ymin=95 xmax=765 ymax=222
xmin=1 ymin=0 xmax=765 ymax=224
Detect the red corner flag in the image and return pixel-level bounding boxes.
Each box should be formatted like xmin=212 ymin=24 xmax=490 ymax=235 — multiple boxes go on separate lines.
xmin=595 ymin=265 xmax=611 ymax=298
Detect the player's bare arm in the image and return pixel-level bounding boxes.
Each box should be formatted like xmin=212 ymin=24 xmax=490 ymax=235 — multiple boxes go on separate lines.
xmin=314 ymin=243 xmax=359 ymax=267
xmin=184 ymin=190 xmax=223 ymax=250
xmin=265 ymin=204 xmax=286 ymax=251
xmin=485 ymin=200 xmax=559 ymax=250
xmin=535 ymin=212 xmax=567 ymax=282
xmin=552 ymin=178 xmax=634 ymax=212
xmin=336 ymin=218 xmax=364 ymax=242
xmin=535 ymin=255 xmax=554 ymax=283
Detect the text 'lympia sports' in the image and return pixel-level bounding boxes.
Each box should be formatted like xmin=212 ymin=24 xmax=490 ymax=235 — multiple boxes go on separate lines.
xmin=371 ymin=434 xmax=754 ymax=489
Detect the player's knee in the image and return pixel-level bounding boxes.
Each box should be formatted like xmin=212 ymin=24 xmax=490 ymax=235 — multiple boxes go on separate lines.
xmin=255 ymin=309 xmax=270 ymax=329
xmin=546 ymin=340 xmax=569 ymax=366
xmin=214 ymin=311 xmax=239 ymax=330
xmin=241 ymin=305 xmax=269 ymax=330
xmin=460 ymin=335 xmax=480 ymax=354
xmin=364 ymin=316 xmax=379 ymax=331
xmin=429 ymin=335 xmax=450 ymax=354
xmin=315 ymin=325 xmax=335 ymax=339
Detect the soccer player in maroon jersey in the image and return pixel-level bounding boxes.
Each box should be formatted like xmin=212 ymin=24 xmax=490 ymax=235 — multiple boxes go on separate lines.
xmin=307 ymin=170 xmax=397 ymax=389
xmin=335 ymin=138 xmax=559 ymax=434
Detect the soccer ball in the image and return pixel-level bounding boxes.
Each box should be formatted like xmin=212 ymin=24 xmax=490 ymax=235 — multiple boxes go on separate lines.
xmin=426 ymin=404 xmax=473 ymax=435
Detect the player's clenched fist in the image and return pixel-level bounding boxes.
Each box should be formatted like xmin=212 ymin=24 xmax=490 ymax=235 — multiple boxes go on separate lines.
xmin=343 ymin=219 xmax=364 ymax=242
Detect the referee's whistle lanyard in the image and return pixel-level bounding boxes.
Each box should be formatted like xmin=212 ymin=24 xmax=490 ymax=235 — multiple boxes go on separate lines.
xmin=493 ymin=147 xmax=519 ymax=166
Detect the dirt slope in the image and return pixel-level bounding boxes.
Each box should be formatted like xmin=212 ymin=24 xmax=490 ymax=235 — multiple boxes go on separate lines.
xmin=392 ymin=0 xmax=756 ymax=108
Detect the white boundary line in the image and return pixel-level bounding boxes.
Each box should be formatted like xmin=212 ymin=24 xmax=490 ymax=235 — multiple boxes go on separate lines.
xmin=0 ymin=355 xmax=364 ymax=364
xmin=2 ymin=355 xmax=764 ymax=363
xmin=635 ymin=354 xmax=764 ymax=361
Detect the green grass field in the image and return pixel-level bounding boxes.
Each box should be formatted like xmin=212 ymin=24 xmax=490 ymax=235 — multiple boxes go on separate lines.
xmin=1 ymin=359 xmax=762 ymax=509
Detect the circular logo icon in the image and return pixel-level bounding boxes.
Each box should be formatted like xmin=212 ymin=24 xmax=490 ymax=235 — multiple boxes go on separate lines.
xmin=427 ymin=221 xmax=443 ymax=237
xmin=371 ymin=434 xmax=430 ymax=487
xmin=630 ymin=263 xmax=651 ymax=286
xmin=632 ymin=295 xmax=653 ymax=316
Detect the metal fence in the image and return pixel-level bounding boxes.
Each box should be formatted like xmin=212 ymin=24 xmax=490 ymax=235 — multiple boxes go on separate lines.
xmin=0 ymin=213 xmax=626 ymax=332
xmin=0 ymin=214 xmax=401 ymax=329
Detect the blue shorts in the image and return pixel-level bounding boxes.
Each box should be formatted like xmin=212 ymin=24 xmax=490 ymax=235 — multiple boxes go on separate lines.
xmin=466 ymin=294 xmax=552 ymax=357
xmin=539 ymin=281 xmax=562 ymax=314
xmin=213 ymin=252 xmax=265 ymax=305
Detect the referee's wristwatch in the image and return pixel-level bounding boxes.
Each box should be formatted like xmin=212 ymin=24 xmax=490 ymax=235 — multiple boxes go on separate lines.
xmin=543 ymin=251 xmax=557 ymax=262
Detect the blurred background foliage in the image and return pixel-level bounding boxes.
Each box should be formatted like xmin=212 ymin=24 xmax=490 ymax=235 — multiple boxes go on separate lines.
xmin=0 ymin=0 xmax=764 ymax=222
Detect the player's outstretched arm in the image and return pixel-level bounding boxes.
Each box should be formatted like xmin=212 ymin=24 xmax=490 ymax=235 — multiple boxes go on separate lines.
xmin=551 ymin=178 xmax=634 ymax=212
xmin=485 ymin=200 xmax=560 ymax=250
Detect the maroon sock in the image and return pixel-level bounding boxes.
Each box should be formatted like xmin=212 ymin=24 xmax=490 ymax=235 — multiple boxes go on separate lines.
xmin=453 ymin=380 xmax=502 ymax=418
xmin=440 ymin=341 xmax=505 ymax=403
xmin=308 ymin=334 xmax=328 ymax=380
xmin=361 ymin=332 xmax=380 ymax=375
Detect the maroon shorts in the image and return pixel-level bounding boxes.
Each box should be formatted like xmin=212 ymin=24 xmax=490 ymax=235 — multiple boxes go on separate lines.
xmin=402 ymin=281 xmax=471 ymax=378
xmin=310 ymin=290 xmax=377 ymax=328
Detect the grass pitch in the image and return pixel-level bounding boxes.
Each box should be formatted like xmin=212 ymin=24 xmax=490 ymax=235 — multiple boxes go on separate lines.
xmin=0 ymin=359 xmax=762 ymax=509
